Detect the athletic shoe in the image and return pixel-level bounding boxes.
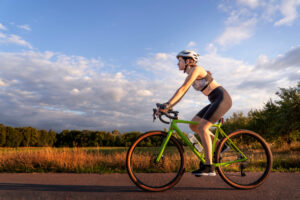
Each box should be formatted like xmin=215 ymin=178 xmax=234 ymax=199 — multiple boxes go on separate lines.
xmin=191 ymin=164 xmax=216 ymax=176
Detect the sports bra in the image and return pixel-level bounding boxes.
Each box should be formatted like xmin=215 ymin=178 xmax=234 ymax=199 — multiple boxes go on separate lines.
xmin=192 ymin=72 xmax=213 ymax=92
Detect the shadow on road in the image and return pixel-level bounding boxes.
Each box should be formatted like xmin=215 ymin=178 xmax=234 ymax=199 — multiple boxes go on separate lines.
xmin=0 ymin=183 xmax=233 ymax=192
xmin=0 ymin=183 xmax=141 ymax=193
xmin=174 ymin=187 xmax=234 ymax=191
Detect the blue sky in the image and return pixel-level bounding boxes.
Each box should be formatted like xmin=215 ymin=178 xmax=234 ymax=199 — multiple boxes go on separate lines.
xmin=1 ymin=0 xmax=299 ymax=62
xmin=0 ymin=0 xmax=299 ymax=132
xmin=0 ymin=1 xmax=223 ymax=62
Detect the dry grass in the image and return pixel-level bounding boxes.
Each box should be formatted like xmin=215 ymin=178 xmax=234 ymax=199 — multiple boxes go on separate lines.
xmin=271 ymin=141 xmax=300 ymax=152
xmin=0 ymin=142 xmax=299 ymax=173
xmin=0 ymin=147 xmax=127 ymax=173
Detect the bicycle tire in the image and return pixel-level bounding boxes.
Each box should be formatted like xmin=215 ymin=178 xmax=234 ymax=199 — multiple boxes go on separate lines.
xmin=126 ymin=131 xmax=185 ymax=192
xmin=215 ymin=130 xmax=272 ymax=189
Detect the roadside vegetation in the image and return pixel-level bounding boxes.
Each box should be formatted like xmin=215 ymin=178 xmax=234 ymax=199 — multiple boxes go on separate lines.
xmin=0 ymin=84 xmax=298 ymax=173
xmin=0 ymin=142 xmax=298 ymax=173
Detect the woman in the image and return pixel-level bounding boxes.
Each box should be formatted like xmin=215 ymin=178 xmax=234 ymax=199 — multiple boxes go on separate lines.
xmin=159 ymin=50 xmax=232 ymax=176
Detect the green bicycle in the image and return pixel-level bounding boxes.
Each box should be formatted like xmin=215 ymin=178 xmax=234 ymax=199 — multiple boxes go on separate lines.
xmin=126 ymin=104 xmax=273 ymax=192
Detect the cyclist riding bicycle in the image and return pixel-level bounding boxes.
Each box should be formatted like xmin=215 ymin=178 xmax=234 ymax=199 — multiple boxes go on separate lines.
xmin=158 ymin=50 xmax=232 ymax=176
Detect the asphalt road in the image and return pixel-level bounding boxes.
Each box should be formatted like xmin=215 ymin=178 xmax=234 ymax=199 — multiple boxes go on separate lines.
xmin=0 ymin=172 xmax=299 ymax=200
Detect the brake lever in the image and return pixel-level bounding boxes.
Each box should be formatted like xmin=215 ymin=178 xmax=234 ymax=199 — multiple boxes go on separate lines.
xmin=165 ymin=110 xmax=179 ymax=120
xmin=159 ymin=113 xmax=170 ymax=124
xmin=153 ymin=104 xmax=179 ymax=124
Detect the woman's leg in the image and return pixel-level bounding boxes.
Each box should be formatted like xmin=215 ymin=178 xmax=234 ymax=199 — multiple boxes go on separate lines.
xmin=189 ymin=116 xmax=214 ymax=164
xmin=190 ymin=116 xmax=215 ymax=146
xmin=197 ymin=119 xmax=214 ymax=164
xmin=190 ymin=116 xmax=215 ymax=139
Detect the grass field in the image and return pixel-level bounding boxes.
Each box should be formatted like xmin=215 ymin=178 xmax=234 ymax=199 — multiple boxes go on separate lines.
xmin=0 ymin=142 xmax=299 ymax=173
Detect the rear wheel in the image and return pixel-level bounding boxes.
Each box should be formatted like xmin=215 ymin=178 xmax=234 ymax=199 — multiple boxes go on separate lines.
xmin=215 ymin=130 xmax=272 ymax=189
xmin=126 ymin=131 xmax=185 ymax=192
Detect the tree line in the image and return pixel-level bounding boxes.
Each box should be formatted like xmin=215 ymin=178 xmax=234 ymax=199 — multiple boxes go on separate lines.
xmin=0 ymin=125 xmax=143 ymax=147
xmin=222 ymin=83 xmax=300 ymax=144
xmin=0 ymin=83 xmax=299 ymax=147
xmin=0 ymin=125 xmax=57 ymax=147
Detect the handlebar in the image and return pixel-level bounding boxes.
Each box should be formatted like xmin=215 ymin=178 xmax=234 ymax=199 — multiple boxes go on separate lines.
xmin=153 ymin=103 xmax=179 ymax=124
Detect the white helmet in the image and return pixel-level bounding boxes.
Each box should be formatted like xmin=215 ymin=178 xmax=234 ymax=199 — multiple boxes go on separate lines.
xmin=176 ymin=50 xmax=199 ymax=63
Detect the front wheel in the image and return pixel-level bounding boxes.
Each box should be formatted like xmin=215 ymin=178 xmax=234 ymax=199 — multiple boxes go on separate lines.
xmin=126 ymin=131 xmax=185 ymax=192
xmin=215 ymin=130 xmax=273 ymax=189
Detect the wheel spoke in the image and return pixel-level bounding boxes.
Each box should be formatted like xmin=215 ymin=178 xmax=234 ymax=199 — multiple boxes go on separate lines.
xmin=216 ymin=130 xmax=272 ymax=189
xmin=126 ymin=131 xmax=185 ymax=191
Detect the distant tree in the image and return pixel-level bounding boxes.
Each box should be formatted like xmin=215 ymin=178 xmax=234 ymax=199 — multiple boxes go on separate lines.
xmin=29 ymin=128 xmax=40 ymax=147
xmin=39 ymin=130 xmax=48 ymax=146
xmin=111 ymin=129 xmax=121 ymax=135
xmin=57 ymin=130 xmax=72 ymax=147
xmin=20 ymin=127 xmax=32 ymax=147
xmin=114 ymin=135 xmax=122 ymax=146
xmin=0 ymin=124 xmax=6 ymax=147
xmin=47 ymin=129 xmax=57 ymax=147
xmin=124 ymin=132 xmax=141 ymax=147
xmin=104 ymin=132 xmax=114 ymax=146
xmin=89 ymin=131 xmax=107 ymax=147
xmin=95 ymin=131 xmax=106 ymax=146
xmin=247 ymin=100 xmax=279 ymax=140
xmin=95 ymin=131 xmax=108 ymax=146
xmin=272 ymin=84 xmax=300 ymax=143
xmin=223 ymin=83 xmax=299 ymax=143
xmin=275 ymin=84 xmax=300 ymax=135
xmin=79 ymin=130 xmax=91 ymax=147
xmin=223 ymin=112 xmax=250 ymax=134
xmin=70 ymin=130 xmax=82 ymax=147
xmin=6 ymin=126 xmax=23 ymax=147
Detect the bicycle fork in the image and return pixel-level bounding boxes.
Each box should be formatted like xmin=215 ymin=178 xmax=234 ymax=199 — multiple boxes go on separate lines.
xmin=155 ymin=129 xmax=173 ymax=163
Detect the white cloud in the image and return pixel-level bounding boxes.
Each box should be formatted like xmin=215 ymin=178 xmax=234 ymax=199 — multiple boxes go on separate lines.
xmin=137 ymin=89 xmax=152 ymax=97
xmin=0 ymin=32 xmax=6 ymax=38
xmin=255 ymin=45 xmax=300 ymax=82
xmin=0 ymin=51 xmax=160 ymax=131
xmin=8 ymin=34 xmax=33 ymax=49
xmin=0 ymin=47 xmax=298 ymax=132
xmin=237 ymin=0 xmax=260 ymax=8
xmin=0 ymin=22 xmax=33 ymax=48
xmin=0 ymin=33 xmax=33 ymax=49
xmin=274 ymin=0 xmax=300 ymax=26
xmin=136 ymin=52 xmax=180 ymax=79
xmin=261 ymin=2 xmax=280 ymax=22
xmin=0 ymin=78 xmax=8 ymax=87
xmin=0 ymin=26 xmax=299 ymax=133
xmin=134 ymin=47 xmax=298 ymax=128
xmin=216 ymin=17 xmax=257 ymax=47
xmin=224 ymin=8 xmax=253 ymax=25
xmin=187 ymin=41 xmax=196 ymax=48
xmin=0 ymin=23 xmax=7 ymax=31
xmin=71 ymin=88 xmax=80 ymax=94
xmin=155 ymin=53 xmax=169 ymax=60
xmin=215 ymin=0 xmax=300 ymax=48
xmin=198 ymin=51 xmax=298 ymax=115
xmin=17 ymin=24 xmax=31 ymax=31
xmin=256 ymin=54 xmax=269 ymax=66
xmin=215 ymin=3 xmax=258 ymax=48
xmin=206 ymin=43 xmax=218 ymax=54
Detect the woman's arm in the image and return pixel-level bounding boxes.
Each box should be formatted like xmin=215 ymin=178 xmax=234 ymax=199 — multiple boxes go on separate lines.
xmin=167 ymin=66 xmax=206 ymax=108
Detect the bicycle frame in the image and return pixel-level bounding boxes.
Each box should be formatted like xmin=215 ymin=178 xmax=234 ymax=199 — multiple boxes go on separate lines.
xmin=155 ymin=119 xmax=247 ymax=167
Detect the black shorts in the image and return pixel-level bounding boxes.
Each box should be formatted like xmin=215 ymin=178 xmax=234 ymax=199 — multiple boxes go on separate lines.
xmin=196 ymin=86 xmax=232 ymax=123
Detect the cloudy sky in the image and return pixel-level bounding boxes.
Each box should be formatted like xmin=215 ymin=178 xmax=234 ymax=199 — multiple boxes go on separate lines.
xmin=0 ymin=0 xmax=299 ymax=132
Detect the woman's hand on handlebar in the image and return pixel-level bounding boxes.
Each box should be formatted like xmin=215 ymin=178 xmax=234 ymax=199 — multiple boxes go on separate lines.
xmin=153 ymin=103 xmax=179 ymax=124
xmin=156 ymin=103 xmax=170 ymax=114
